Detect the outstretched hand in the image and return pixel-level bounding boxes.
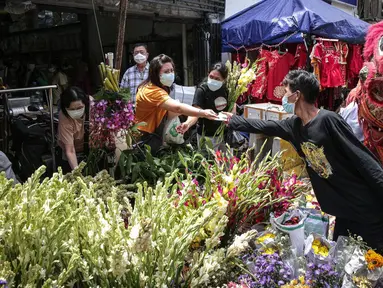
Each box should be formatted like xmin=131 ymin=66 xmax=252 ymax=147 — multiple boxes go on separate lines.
xmin=202 ymin=109 xmax=218 ymax=120
xmin=222 ymin=112 xmax=234 ymax=125
xmin=176 ymin=122 xmax=190 ymax=134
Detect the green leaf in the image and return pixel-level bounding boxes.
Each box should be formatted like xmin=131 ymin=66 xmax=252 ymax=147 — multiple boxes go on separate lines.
xmin=132 ymin=164 xmax=141 ymax=183
xmin=118 ymin=152 xmax=126 ymax=178
xmin=178 ymin=151 xmax=187 ymax=168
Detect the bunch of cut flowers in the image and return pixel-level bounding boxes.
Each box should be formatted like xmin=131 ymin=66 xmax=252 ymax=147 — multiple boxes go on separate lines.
xmin=90 ymin=60 xmax=143 ymax=151
xmin=175 ymin=147 xmax=310 ymax=247
xmin=215 ymin=59 xmax=258 ymax=139
xmin=334 ymin=235 xmax=383 ymax=288
xmin=207 ymin=148 xmax=311 ymax=241
xmin=0 ymin=164 xmax=242 ymax=287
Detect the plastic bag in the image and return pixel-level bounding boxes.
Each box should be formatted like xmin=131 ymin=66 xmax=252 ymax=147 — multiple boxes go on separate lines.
xmin=271 ymin=209 xmax=308 ymax=256
xmin=304 ymin=233 xmax=335 ymax=265
xmin=162 ymin=117 xmax=184 ymax=145
xmin=301 ymin=208 xmax=329 ymax=238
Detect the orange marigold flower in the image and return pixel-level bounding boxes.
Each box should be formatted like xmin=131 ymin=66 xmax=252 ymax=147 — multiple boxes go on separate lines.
xmin=365 ymin=250 xmax=383 ymax=271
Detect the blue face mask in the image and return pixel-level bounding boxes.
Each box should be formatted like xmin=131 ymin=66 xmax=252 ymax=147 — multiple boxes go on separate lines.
xmin=282 ymin=92 xmax=297 ymax=114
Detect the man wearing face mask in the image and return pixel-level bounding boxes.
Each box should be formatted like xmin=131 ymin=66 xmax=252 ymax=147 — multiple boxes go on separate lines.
xmin=177 ymin=62 xmax=234 ymax=151
xmin=224 ymin=70 xmax=383 ymax=252
xmin=58 ymin=86 xmax=89 ymax=172
xmin=120 ymin=43 xmax=150 ymax=104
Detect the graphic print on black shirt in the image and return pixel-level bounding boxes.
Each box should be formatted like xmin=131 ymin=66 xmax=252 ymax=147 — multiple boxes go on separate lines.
xmin=229 ymin=109 xmax=383 ymax=223
xmin=300 ymin=142 xmax=333 ymax=179
xmin=193 ymin=83 xmax=228 ymax=136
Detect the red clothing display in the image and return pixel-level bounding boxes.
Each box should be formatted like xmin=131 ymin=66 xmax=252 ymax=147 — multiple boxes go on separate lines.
xmin=294 ymin=44 xmax=308 ymax=69
xmin=249 ymin=50 xmax=275 ymax=100
xmin=267 ymin=51 xmax=295 ymax=102
xmin=347 ymin=44 xmax=364 ymax=87
xmin=312 ymin=43 xmax=343 ymax=88
xmin=334 ymin=42 xmax=349 ymax=87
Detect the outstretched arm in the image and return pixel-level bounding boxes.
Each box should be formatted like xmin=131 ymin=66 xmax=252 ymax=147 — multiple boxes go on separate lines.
xmin=228 ymin=115 xmax=293 ymax=141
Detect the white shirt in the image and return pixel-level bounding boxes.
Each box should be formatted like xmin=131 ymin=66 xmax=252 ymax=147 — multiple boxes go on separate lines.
xmin=339 ymin=101 xmax=364 ymax=142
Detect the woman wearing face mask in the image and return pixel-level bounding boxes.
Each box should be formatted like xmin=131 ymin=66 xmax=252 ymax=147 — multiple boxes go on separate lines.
xmin=135 ymin=54 xmax=217 ymax=154
xmin=58 ymin=86 xmax=89 ymax=171
xmin=177 ymin=62 xmax=234 ymax=150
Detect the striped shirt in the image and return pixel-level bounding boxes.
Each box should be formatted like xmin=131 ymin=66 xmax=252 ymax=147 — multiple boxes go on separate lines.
xmin=120 ymin=63 xmax=149 ymax=103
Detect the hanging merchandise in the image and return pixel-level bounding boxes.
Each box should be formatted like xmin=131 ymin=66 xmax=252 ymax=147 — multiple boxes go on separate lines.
xmin=249 ymin=49 xmax=273 ymax=100
xmin=310 ymin=41 xmax=344 ymax=89
xmin=334 ymin=41 xmax=349 ymax=87
xmin=293 ymin=43 xmax=309 ymax=70
xmin=347 ymin=44 xmax=364 ymax=88
xmin=266 ymin=50 xmax=295 ymax=102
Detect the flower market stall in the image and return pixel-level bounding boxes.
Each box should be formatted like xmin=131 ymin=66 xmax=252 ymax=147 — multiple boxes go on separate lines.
xmin=1 ymin=55 xmax=383 ymax=288
xmin=1 ymin=145 xmax=383 ymax=287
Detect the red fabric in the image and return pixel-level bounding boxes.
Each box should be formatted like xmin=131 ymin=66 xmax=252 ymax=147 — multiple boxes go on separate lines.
xmin=321 ymin=53 xmax=343 ymax=88
xmin=266 ymin=51 xmax=295 ymax=102
xmin=313 ymin=43 xmax=343 ymax=88
xmin=294 ymin=44 xmax=308 ymax=69
xmin=347 ymin=44 xmax=364 ymax=82
xmin=249 ymin=50 xmax=275 ymax=100
xmin=334 ymin=42 xmax=349 ymax=87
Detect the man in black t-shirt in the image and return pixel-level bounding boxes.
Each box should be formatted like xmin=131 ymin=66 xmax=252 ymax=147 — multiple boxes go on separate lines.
xmin=224 ymin=70 xmax=383 ymax=252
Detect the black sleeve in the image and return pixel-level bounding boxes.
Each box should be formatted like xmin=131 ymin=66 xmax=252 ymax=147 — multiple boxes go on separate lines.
xmin=192 ymin=87 xmax=205 ymax=108
xmin=330 ymin=115 xmax=383 ymax=193
xmin=228 ymin=115 xmax=294 ymax=141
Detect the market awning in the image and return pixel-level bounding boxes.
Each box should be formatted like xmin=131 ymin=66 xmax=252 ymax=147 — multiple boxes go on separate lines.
xmin=222 ymin=0 xmax=370 ymax=52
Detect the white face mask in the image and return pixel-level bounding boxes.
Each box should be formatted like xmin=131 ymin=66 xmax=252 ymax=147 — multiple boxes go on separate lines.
xmin=207 ymin=77 xmax=223 ymax=92
xmin=134 ymin=53 xmax=147 ymax=64
xmin=67 ymin=107 xmax=85 ymax=119
xmin=160 ymin=73 xmax=175 ymax=87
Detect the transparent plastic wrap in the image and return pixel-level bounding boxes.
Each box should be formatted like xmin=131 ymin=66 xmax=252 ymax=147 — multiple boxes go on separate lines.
xmin=304 ymin=233 xmax=336 ymax=266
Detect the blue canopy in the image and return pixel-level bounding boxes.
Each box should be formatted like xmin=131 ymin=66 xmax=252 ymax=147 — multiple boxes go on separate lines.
xmin=222 ymin=0 xmax=370 ymax=52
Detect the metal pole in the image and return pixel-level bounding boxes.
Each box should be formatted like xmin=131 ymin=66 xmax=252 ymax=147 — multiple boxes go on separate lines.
xmin=48 ymin=88 xmax=56 ymax=171
xmin=0 ymin=85 xmax=57 ymax=94
xmin=182 ymin=23 xmax=188 ymax=86
xmin=115 ymin=0 xmax=129 ymax=71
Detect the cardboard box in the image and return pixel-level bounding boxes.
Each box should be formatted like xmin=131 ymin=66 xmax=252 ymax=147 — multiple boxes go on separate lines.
xmin=244 ymin=103 xmax=293 ymax=121
xmin=244 ymin=103 xmax=293 ymax=163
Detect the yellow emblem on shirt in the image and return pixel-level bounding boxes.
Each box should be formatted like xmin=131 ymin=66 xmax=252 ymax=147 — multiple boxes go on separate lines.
xmin=301 ymin=142 xmax=333 ymax=179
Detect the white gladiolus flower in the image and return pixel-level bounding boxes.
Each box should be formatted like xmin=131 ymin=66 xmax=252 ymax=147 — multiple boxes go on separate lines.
xmin=227 ymin=230 xmax=258 ymax=258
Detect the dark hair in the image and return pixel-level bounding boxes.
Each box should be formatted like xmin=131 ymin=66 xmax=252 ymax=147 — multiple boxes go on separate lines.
xmin=282 ymin=70 xmax=319 ymax=104
xmin=210 ymin=62 xmax=229 ymax=80
xmin=133 ymin=43 xmax=148 ymax=52
xmin=60 ymin=86 xmax=89 ymax=118
xmin=138 ymin=54 xmax=175 ymax=93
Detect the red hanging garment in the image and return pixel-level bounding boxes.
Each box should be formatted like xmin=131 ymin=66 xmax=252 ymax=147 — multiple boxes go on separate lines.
xmin=334 ymin=42 xmax=349 ymax=87
xmin=294 ymin=44 xmax=308 ymax=70
xmin=266 ymin=50 xmax=295 ymax=102
xmin=312 ymin=43 xmax=343 ymax=88
xmin=249 ymin=49 xmax=274 ymax=100
xmin=347 ymin=44 xmax=364 ymax=88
